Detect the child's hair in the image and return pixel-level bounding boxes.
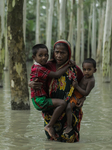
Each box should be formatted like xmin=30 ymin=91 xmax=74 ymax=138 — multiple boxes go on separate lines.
xmin=82 ymin=58 xmax=96 ymax=68
xmin=32 ymin=44 xmax=48 ymax=56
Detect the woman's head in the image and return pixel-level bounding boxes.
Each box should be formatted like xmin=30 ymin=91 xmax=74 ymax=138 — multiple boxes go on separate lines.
xmin=53 ymin=40 xmax=71 ymax=67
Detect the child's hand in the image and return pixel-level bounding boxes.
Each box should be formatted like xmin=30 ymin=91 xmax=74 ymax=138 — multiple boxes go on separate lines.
xmin=76 ymin=97 xmax=86 ymax=108
xmin=72 ymin=80 xmax=78 ymax=88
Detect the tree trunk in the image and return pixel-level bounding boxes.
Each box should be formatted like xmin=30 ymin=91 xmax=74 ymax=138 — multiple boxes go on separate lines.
xmin=87 ymin=4 xmax=92 ymax=58
xmin=59 ymin=0 xmax=66 ymax=39
xmin=81 ymin=0 xmax=84 ymax=61
xmin=0 ymin=0 xmax=5 ymax=87
xmin=57 ymin=0 xmax=60 ymax=40
xmin=23 ymin=0 xmax=26 ymax=44
xmin=46 ymin=0 xmax=54 ymax=59
xmin=35 ymin=0 xmax=40 ymax=44
xmin=75 ymin=0 xmax=81 ymax=65
xmin=96 ymin=2 xmax=105 ymax=65
xmin=91 ymin=1 xmax=96 ymax=59
xmin=46 ymin=0 xmax=49 ymax=44
xmin=102 ymin=0 xmax=112 ymax=82
xmin=4 ymin=8 xmax=8 ymax=71
xmin=68 ymin=0 xmax=74 ymax=60
xmin=7 ymin=0 xmax=30 ymax=110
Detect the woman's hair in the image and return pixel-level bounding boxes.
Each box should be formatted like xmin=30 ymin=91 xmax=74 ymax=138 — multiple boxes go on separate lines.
xmin=54 ymin=43 xmax=69 ymax=52
xmin=82 ymin=58 xmax=96 ymax=68
xmin=32 ymin=44 xmax=48 ymax=56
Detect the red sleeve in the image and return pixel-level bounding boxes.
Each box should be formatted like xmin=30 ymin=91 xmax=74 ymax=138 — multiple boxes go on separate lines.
xmin=76 ymin=65 xmax=84 ymax=83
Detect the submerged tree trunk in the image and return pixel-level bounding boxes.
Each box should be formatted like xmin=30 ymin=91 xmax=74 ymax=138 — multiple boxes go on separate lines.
xmin=7 ymin=0 xmax=30 ymax=110
xmin=102 ymin=0 xmax=112 ymax=82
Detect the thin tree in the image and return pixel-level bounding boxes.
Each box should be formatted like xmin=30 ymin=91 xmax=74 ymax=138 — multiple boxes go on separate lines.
xmin=0 ymin=0 xmax=5 ymax=87
xmin=102 ymin=0 xmax=112 ymax=82
xmin=91 ymin=0 xmax=96 ymax=59
xmin=75 ymin=0 xmax=81 ymax=64
xmin=87 ymin=4 xmax=92 ymax=58
xmin=96 ymin=1 xmax=105 ymax=65
xmin=7 ymin=0 xmax=30 ymax=109
xmin=35 ymin=0 xmax=40 ymax=44
xmin=80 ymin=0 xmax=84 ymax=61
xmin=23 ymin=0 xmax=26 ymax=44
xmin=59 ymin=0 xmax=66 ymax=39
xmin=46 ymin=0 xmax=54 ymax=59
xmin=68 ymin=0 xmax=74 ymax=60
xmin=4 ymin=1 xmax=8 ymax=71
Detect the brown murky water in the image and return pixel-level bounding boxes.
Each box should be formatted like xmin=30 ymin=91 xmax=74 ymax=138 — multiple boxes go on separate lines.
xmin=0 ymin=61 xmax=112 ymax=150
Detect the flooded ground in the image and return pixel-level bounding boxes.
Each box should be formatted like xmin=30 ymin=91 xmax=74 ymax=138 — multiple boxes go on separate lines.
xmin=0 ymin=61 xmax=112 ymax=150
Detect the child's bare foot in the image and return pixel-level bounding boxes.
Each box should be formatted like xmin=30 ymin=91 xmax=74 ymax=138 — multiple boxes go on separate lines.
xmin=63 ymin=126 xmax=73 ymax=134
xmin=44 ymin=125 xmax=56 ymax=140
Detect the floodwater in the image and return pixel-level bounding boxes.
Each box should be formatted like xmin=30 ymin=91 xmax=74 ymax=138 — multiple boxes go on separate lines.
xmin=0 ymin=61 xmax=112 ymax=150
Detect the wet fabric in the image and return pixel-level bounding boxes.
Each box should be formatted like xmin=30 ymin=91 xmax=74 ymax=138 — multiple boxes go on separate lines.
xmin=32 ymin=96 xmax=53 ymax=111
xmin=70 ymin=90 xmax=83 ymax=105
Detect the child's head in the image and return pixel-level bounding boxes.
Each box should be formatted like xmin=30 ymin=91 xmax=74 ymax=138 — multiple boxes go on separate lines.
xmin=32 ymin=44 xmax=49 ymax=66
xmin=82 ymin=58 xmax=97 ymax=78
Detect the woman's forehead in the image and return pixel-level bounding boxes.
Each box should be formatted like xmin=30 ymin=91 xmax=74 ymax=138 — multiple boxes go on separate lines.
xmin=55 ymin=44 xmax=68 ymax=51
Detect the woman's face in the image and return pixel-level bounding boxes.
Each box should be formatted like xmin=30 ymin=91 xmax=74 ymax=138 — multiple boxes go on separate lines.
xmin=54 ymin=44 xmax=69 ymax=67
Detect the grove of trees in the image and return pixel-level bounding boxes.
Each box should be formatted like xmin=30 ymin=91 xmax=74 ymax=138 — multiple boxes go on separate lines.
xmin=0 ymin=0 xmax=112 ymax=109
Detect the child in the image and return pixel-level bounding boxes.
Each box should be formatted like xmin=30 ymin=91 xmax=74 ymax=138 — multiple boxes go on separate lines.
xmin=64 ymin=58 xmax=97 ymax=134
xmin=30 ymin=44 xmax=74 ymax=140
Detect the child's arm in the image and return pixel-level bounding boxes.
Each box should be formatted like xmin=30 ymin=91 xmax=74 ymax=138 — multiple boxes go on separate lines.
xmin=73 ymin=80 xmax=95 ymax=96
xmin=48 ymin=61 xmax=74 ymax=78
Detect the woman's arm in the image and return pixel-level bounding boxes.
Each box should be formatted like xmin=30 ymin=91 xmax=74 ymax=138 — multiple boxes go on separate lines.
xmin=28 ymin=78 xmax=43 ymax=89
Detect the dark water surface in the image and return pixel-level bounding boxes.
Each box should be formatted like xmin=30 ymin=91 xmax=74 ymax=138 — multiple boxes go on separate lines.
xmin=0 ymin=62 xmax=112 ymax=150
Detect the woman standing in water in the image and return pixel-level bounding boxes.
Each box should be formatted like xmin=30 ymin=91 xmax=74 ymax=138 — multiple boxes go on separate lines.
xmin=29 ymin=40 xmax=85 ymax=142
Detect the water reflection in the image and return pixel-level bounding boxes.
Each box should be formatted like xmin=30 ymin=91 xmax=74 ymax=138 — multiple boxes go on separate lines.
xmin=0 ymin=62 xmax=112 ymax=150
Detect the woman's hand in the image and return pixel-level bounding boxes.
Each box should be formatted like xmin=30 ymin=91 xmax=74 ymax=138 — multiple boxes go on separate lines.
xmin=75 ymin=97 xmax=86 ymax=108
xmin=28 ymin=78 xmax=43 ymax=89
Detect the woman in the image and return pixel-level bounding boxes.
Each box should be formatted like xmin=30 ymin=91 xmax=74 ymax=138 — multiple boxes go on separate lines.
xmin=29 ymin=40 xmax=85 ymax=142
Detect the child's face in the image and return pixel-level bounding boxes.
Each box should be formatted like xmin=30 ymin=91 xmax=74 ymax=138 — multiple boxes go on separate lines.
xmin=82 ymin=63 xmax=96 ymax=78
xmin=33 ymin=48 xmax=49 ymax=66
